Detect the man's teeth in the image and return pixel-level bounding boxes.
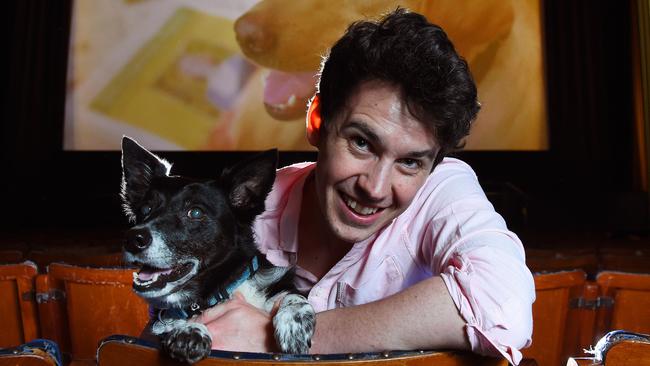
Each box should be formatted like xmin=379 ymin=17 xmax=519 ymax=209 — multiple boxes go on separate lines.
xmin=345 ymin=197 xmax=378 ymax=215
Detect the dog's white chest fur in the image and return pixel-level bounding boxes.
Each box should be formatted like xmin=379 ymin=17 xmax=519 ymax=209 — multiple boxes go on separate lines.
xmin=235 ymin=280 xmax=281 ymax=312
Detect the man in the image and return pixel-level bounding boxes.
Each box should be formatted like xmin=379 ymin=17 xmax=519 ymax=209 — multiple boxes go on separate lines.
xmin=194 ymin=8 xmax=535 ymax=365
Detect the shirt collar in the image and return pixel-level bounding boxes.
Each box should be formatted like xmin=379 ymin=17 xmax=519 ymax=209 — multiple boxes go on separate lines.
xmin=278 ymin=163 xmax=316 ymax=253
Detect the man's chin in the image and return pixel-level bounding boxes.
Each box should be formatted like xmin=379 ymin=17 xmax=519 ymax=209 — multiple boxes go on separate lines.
xmin=329 ymin=221 xmax=380 ymax=244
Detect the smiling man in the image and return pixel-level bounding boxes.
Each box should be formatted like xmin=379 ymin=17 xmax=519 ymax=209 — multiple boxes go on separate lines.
xmin=194 ymin=8 xmax=534 ymax=365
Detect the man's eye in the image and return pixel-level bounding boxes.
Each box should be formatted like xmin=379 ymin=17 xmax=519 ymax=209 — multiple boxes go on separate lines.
xmin=400 ymin=158 xmax=422 ymax=170
xmin=141 ymin=205 xmax=152 ymax=216
xmin=187 ymin=207 xmax=204 ymax=219
xmin=352 ymin=136 xmax=369 ymax=150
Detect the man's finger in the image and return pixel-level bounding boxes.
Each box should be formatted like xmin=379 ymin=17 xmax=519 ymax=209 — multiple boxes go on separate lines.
xmin=270 ymin=295 xmax=285 ymax=316
xmin=232 ymin=291 xmax=246 ymax=301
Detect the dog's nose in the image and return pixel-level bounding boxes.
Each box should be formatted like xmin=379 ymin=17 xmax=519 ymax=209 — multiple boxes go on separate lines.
xmin=125 ymin=228 xmax=152 ymax=253
xmin=234 ymin=12 xmax=274 ymax=55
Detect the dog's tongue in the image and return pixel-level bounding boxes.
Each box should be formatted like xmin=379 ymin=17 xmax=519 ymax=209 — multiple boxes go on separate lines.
xmin=137 ymin=267 xmax=173 ymax=281
xmin=263 ymin=70 xmax=317 ymax=120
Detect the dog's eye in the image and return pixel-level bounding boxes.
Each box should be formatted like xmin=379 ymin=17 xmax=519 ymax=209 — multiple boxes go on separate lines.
xmin=187 ymin=207 xmax=203 ymax=219
xmin=141 ymin=205 xmax=152 ymax=216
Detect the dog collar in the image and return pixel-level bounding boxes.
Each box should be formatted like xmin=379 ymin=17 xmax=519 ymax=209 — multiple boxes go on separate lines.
xmin=205 ymin=255 xmax=259 ymax=308
xmin=157 ymin=256 xmax=260 ymax=320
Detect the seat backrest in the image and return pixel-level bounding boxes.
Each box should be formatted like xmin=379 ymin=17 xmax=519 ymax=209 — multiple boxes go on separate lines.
xmin=0 ymin=339 xmax=63 ymax=366
xmin=599 ymin=247 xmax=650 ymax=274
xmin=595 ymin=271 xmax=650 ymax=339
xmin=96 ymin=335 xmax=509 ymax=366
xmin=35 ymin=273 xmax=71 ymax=356
xmin=603 ymin=339 xmax=650 ymax=366
xmin=523 ymin=270 xmax=587 ymax=366
xmin=526 ymin=248 xmax=599 ymax=277
xmin=0 ymin=249 xmax=25 ymax=263
xmin=567 ymin=330 xmax=650 ymax=366
xmin=28 ymin=251 xmax=124 ymax=273
xmin=0 ymin=262 xmax=39 ymax=348
xmin=38 ymin=263 xmax=149 ymax=365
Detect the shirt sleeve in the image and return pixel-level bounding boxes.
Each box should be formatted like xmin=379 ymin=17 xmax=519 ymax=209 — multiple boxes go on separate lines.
xmin=438 ymin=231 xmax=535 ymax=365
xmin=413 ymin=161 xmax=535 ymax=365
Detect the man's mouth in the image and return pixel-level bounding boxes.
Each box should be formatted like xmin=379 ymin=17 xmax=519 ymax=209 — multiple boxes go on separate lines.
xmin=342 ymin=193 xmax=382 ymax=216
xmin=132 ymin=262 xmax=195 ymax=292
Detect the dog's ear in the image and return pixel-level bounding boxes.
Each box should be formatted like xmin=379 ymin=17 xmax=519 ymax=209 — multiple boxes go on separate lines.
xmin=120 ymin=136 xmax=172 ymax=222
xmin=221 ymin=149 xmax=278 ymax=219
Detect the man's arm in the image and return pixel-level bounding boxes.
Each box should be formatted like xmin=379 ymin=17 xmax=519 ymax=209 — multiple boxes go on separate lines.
xmin=310 ymin=276 xmax=469 ymax=353
xmin=193 ymin=276 xmax=469 ymax=353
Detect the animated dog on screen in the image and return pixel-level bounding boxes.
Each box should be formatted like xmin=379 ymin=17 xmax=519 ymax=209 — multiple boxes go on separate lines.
xmin=120 ymin=136 xmax=314 ymax=363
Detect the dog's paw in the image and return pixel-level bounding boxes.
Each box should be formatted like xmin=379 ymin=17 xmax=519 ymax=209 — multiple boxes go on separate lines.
xmin=161 ymin=322 xmax=212 ymax=364
xmin=273 ymin=294 xmax=315 ymax=354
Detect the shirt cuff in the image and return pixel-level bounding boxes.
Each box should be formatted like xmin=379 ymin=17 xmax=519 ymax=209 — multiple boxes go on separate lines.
xmin=439 ymin=249 xmax=533 ymax=365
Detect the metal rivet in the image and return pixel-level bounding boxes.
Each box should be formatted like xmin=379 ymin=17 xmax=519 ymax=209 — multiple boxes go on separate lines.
xmin=272 ymin=354 xmax=281 ymax=360
xmin=12 ymin=350 xmax=19 ymax=355
xmin=312 ymin=355 xmax=321 ymax=361
xmin=418 ymin=350 xmax=425 ymax=354
xmin=232 ymin=354 xmax=241 ymax=360
xmin=347 ymin=354 xmax=355 ymax=360
xmin=381 ymin=351 xmax=390 ymax=358
xmin=126 ymin=338 xmax=135 ymax=344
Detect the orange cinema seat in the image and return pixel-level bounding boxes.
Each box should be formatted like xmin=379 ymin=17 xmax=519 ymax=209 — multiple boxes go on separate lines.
xmin=0 ymin=262 xmax=39 ymax=348
xmin=36 ymin=263 xmax=149 ymax=366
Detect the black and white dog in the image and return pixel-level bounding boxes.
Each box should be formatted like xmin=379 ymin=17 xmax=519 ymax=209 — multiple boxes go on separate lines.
xmin=120 ymin=136 xmax=314 ymax=363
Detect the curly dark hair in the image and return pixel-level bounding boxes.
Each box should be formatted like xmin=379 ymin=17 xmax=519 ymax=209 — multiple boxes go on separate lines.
xmin=317 ymin=7 xmax=480 ymax=166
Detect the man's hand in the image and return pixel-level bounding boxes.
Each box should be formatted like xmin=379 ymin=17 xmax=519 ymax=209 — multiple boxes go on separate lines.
xmin=190 ymin=292 xmax=278 ymax=353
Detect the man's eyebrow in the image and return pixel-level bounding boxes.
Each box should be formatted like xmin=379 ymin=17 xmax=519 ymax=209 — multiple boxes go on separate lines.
xmin=341 ymin=121 xmax=381 ymax=144
xmin=404 ymin=149 xmax=437 ymax=160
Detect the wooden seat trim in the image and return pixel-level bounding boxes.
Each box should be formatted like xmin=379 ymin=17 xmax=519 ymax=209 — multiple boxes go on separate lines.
xmin=97 ymin=336 xmax=509 ymax=366
xmin=604 ymin=339 xmax=650 ymax=365
xmin=533 ymin=269 xmax=586 ymax=289
xmin=0 ymin=339 xmax=62 ymax=366
xmin=47 ymin=263 xmax=135 ymax=283
xmin=596 ymin=271 xmax=650 ymax=290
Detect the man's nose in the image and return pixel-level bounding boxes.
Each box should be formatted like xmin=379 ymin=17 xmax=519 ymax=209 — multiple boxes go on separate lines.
xmin=357 ymin=162 xmax=392 ymax=202
xmin=124 ymin=227 xmax=152 ymax=254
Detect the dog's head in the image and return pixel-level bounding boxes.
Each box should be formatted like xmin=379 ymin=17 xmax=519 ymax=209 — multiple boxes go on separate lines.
xmin=120 ymin=136 xmax=277 ymax=309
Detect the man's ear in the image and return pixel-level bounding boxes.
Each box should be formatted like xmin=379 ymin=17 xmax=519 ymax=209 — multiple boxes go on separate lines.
xmin=120 ymin=136 xmax=171 ymax=221
xmin=221 ymin=149 xmax=278 ymax=220
xmin=306 ymin=94 xmax=322 ymax=147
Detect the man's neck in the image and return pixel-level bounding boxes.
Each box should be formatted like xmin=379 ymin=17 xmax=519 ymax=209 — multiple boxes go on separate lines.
xmin=296 ymin=173 xmax=353 ymax=279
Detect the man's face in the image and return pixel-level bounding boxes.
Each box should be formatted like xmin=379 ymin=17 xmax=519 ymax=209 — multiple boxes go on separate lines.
xmin=313 ymin=80 xmax=439 ymax=244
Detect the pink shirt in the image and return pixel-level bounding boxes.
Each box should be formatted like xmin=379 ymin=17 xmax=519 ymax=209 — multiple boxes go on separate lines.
xmin=253 ymin=159 xmax=535 ymax=365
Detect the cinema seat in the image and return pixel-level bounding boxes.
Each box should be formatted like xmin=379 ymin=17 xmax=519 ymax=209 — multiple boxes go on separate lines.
xmin=0 ymin=249 xmax=24 ymax=263
xmin=594 ymin=271 xmax=650 ymax=339
xmin=96 ymin=335 xmax=509 ymax=366
xmin=602 ymin=340 xmax=650 ymax=366
xmin=526 ymin=248 xmax=599 ymax=277
xmin=566 ymin=330 xmax=650 ymax=366
xmin=523 ymin=270 xmax=587 ymax=366
xmin=0 ymin=339 xmax=63 ymax=366
xmin=0 ymin=262 xmax=39 ymax=348
xmin=599 ymin=247 xmax=650 ymax=274
xmin=28 ymin=250 xmax=124 ymax=272
xmin=36 ymin=263 xmax=149 ymax=366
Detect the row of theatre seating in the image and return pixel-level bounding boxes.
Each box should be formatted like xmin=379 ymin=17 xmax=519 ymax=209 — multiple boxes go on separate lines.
xmin=0 ymin=247 xmax=648 ymax=366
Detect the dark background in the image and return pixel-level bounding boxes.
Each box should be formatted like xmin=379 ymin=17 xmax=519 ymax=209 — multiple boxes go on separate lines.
xmin=1 ymin=0 xmax=646 ymax=246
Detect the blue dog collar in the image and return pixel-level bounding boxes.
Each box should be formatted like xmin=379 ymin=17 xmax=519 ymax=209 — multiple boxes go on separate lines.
xmin=206 ymin=256 xmax=259 ymax=307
